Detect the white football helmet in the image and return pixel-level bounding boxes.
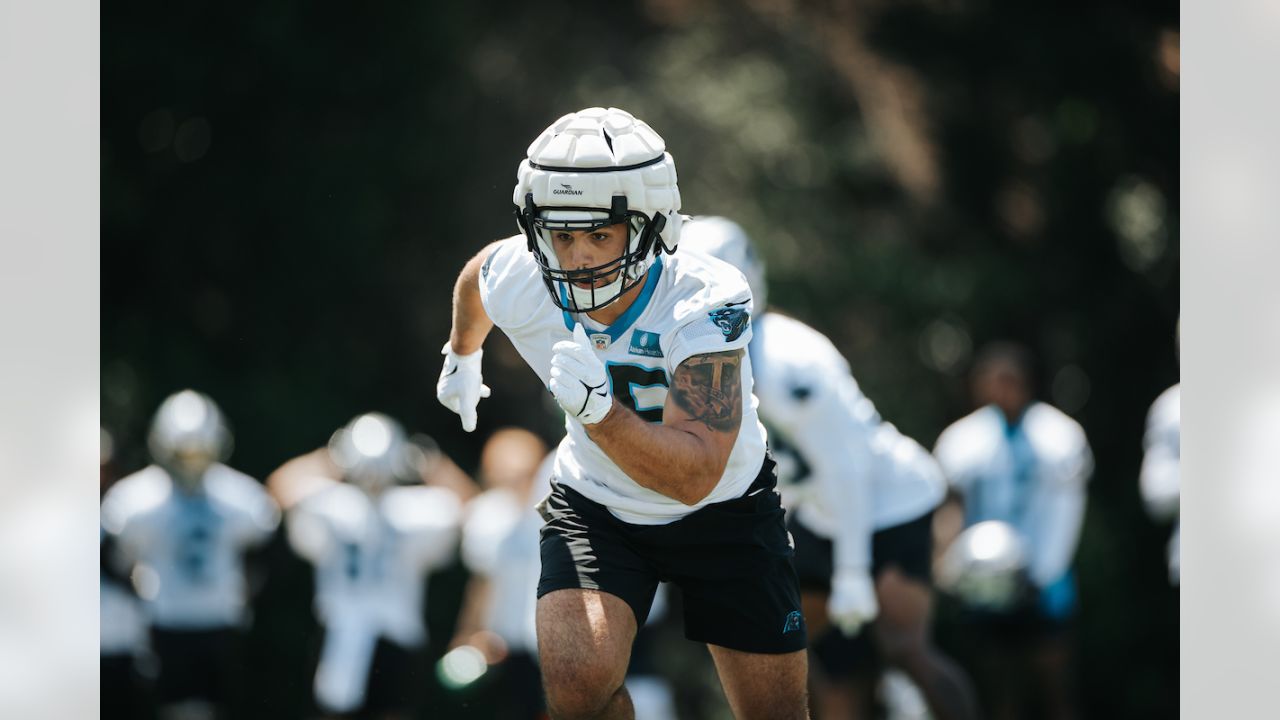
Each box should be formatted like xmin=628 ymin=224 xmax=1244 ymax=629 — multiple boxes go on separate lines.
xmin=147 ymin=389 xmax=233 ymax=484
xmin=679 ymin=216 xmax=768 ymax=311
xmin=513 ymin=107 xmax=683 ymax=312
xmin=327 ymin=413 xmax=415 ymax=494
xmin=936 ymin=520 xmax=1029 ymax=612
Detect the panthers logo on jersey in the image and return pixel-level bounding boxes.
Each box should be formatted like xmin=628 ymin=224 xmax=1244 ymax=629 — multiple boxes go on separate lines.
xmin=709 ymin=303 xmax=750 ymax=342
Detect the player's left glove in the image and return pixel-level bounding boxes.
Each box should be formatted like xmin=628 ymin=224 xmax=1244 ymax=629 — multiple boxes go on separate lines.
xmin=828 ymin=567 xmax=879 ymax=636
xmin=437 ymin=343 xmax=490 ymax=433
xmin=549 ymin=324 xmax=613 ymax=425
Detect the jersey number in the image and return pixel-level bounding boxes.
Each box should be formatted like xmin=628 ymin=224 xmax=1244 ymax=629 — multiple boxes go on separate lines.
xmin=606 ymin=364 xmax=669 ymax=423
xmin=176 ymin=516 xmax=218 ymax=584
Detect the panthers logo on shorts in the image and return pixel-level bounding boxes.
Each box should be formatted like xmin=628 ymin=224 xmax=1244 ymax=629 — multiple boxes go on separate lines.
xmin=782 ymin=610 xmax=804 ymax=634
xmin=709 ymin=304 xmax=750 ymax=342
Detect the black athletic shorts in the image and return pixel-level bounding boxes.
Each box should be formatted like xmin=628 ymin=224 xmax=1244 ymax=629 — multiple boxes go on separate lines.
xmin=150 ymin=626 xmax=238 ymax=706
xmin=537 ymin=454 xmax=807 ymax=655
xmin=789 ymin=509 xmax=935 ymax=594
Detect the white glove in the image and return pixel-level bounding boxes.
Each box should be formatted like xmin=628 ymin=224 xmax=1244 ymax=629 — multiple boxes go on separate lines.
xmin=549 ymin=324 xmax=613 ymax=425
xmin=828 ymin=567 xmax=879 ymax=636
xmin=437 ymin=343 xmax=490 ymax=432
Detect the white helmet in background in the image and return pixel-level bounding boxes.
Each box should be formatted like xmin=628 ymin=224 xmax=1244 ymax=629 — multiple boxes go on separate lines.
xmin=327 ymin=413 xmax=415 ymax=494
xmin=513 ymin=107 xmax=683 ymax=313
xmin=936 ymin=520 xmax=1029 ymax=612
xmin=680 ymin=216 xmax=768 ymax=311
xmin=148 ymin=389 xmax=233 ymax=485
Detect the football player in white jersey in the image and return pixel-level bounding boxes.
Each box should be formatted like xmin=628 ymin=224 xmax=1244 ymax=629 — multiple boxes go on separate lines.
xmin=932 ymin=343 xmax=1093 ymax=720
xmin=682 ymin=217 xmax=978 ymax=720
xmin=270 ymin=413 xmax=463 ymax=719
xmin=100 ymin=390 xmax=281 ymax=720
xmin=436 ymin=107 xmax=808 ymax=720
xmin=1141 ymin=382 xmax=1179 ymax=585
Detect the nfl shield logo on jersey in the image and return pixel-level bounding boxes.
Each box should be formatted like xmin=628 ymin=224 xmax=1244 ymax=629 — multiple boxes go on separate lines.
xmin=590 ymin=333 xmax=611 ymax=351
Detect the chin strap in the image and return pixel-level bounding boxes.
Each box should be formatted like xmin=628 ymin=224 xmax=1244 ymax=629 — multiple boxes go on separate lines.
xmin=649 ymin=212 xmax=671 ymax=253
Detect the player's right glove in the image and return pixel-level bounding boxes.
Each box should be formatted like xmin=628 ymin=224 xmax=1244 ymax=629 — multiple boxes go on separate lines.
xmin=549 ymin=324 xmax=614 ymax=425
xmin=828 ymin=567 xmax=879 ymax=636
xmin=436 ymin=342 xmax=490 ymax=432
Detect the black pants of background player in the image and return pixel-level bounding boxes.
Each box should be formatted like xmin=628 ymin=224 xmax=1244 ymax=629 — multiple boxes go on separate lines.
xmin=955 ymin=609 xmax=1079 ymax=720
xmin=101 ymin=653 xmax=154 ymax=720
xmin=150 ymin=627 xmax=241 ymax=717
xmin=320 ymin=634 xmax=429 ymax=720
xmin=791 ymin=511 xmax=979 ymax=720
xmin=493 ymin=650 xmax=546 ymax=720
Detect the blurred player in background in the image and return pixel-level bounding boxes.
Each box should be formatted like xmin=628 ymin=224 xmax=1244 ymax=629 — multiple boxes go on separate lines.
xmin=100 ymin=427 xmax=152 ymax=720
xmin=451 ymin=427 xmax=551 ymax=719
xmin=437 ymin=107 xmax=809 ymax=719
xmin=932 ymin=343 xmax=1093 ymax=720
xmin=683 ymin=217 xmax=978 ymax=720
xmin=101 ymin=390 xmax=280 ymax=720
xmin=269 ymin=413 xmax=463 ymax=719
xmin=1140 ymin=324 xmax=1179 ymax=586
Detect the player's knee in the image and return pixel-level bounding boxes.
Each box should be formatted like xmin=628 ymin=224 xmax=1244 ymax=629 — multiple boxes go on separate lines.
xmin=542 ymin=664 xmax=624 ymax=720
xmin=544 ymin=686 xmax=623 ymax=720
xmin=737 ymin=694 xmax=810 ymax=720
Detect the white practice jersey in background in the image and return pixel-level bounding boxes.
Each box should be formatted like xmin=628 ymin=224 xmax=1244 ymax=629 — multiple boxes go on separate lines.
xmin=933 ymin=403 xmax=1093 ymax=589
xmin=749 ymin=312 xmax=946 ymax=572
xmin=286 ymin=482 xmax=461 ymax=713
xmin=1141 ymin=383 xmax=1180 ymax=584
xmin=100 ymin=464 xmax=280 ymax=630
xmin=459 ymin=452 xmax=555 ymax=655
xmin=479 ymin=235 xmax=767 ymax=524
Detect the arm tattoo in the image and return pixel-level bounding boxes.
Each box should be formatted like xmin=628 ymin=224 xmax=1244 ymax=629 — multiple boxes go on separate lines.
xmin=670 ymin=349 xmax=744 ymax=433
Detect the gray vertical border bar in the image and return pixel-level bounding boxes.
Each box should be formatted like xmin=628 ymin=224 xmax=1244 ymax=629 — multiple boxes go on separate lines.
xmin=0 ymin=0 xmax=101 ymax=716
xmin=1184 ymin=0 xmax=1280 ymax=717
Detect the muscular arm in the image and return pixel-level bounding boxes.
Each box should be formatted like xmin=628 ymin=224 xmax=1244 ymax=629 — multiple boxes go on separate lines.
xmin=449 ymin=242 xmax=501 ymax=354
xmin=585 ymin=349 xmax=744 ymax=505
xmin=419 ymin=450 xmax=482 ymax=503
xmin=266 ymin=448 xmax=339 ymax=510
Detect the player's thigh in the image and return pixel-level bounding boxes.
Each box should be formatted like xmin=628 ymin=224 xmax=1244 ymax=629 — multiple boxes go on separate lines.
xmin=536 ymin=588 xmax=637 ymax=699
xmin=873 ymin=567 xmax=932 ymax=657
xmin=869 ymin=511 xmax=936 ymax=654
xmin=707 ymin=644 xmax=810 ymax=720
xmin=801 ymin=588 xmax=831 ymax=639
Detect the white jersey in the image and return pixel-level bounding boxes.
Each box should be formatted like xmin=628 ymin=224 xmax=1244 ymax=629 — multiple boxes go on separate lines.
xmin=100 ymin=464 xmax=280 ymax=630
xmin=933 ymin=403 xmax=1093 ymax=588
xmin=749 ymin=312 xmax=946 ymax=571
xmin=479 ymin=235 xmax=767 ymax=524
xmin=286 ymin=482 xmax=461 ymax=713
xmin=459 ymin=453 xmax=555 ymax=654
xmin=1141 ymin=384 xmax=1180 ymax=584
